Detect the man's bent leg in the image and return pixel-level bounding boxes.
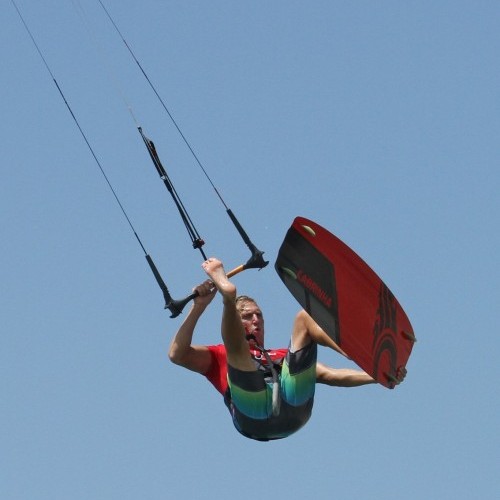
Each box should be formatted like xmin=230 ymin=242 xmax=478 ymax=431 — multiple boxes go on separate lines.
xmin=291 ymin=310 xmax=348 ymax=357
xmin=202 ymin=258 xmax=255 ymax=371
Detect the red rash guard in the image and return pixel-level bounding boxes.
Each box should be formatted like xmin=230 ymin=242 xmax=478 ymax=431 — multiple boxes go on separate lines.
xmin=205 ymin=344 xmax=288 ymax=394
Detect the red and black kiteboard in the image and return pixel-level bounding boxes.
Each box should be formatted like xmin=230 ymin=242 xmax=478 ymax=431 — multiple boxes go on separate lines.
xmin=275 ymin=216 xmax=415 ymax=389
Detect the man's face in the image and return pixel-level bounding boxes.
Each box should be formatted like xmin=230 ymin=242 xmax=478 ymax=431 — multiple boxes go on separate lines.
xmin=238 ymin=301 xmax=265 ymax=347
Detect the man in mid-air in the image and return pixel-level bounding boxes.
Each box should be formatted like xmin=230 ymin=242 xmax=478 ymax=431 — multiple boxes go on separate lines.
xmin=169 ymin=257 xmax=405 ymax=441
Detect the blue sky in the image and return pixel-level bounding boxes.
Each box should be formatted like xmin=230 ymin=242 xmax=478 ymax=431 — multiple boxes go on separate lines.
xmin=2 ymin=1 xmax=498 ymax=499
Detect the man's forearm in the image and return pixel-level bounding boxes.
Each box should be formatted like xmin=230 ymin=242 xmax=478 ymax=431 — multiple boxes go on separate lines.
xmin=168 ymin=303 xmax=207 ymax=362
xmin=316 ymin=363 xmax=376 ymax=387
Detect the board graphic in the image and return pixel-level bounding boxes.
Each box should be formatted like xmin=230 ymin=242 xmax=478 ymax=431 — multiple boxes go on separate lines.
xmin=275 ymin=217 xmax=415 ymax=388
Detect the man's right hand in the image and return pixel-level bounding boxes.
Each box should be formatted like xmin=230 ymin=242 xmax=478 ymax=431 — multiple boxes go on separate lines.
xmin=193 ymin=279 xmax=217 ymax=307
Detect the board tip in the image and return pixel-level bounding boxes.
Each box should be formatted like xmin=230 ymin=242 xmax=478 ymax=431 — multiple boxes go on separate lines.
xmin=300 ymin=224 xmax=316 ymax=237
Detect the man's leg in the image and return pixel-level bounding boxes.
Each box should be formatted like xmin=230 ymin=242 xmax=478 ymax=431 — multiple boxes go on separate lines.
xmin=280 ymin=309 xmax=347 ymax=407
xmin=291 ymin=310 xmax=348 ymax=357
xmin=202 ymin=258 xmax=255 ymax=371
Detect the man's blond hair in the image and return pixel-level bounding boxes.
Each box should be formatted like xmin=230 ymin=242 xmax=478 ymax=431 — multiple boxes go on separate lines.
xmin=235 ymin=295 xmax=258 ymax=312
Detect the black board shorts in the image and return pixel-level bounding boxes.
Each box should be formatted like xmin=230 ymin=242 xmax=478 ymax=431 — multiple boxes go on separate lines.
xmin=225 ymin=342 xmax=317 ymax=441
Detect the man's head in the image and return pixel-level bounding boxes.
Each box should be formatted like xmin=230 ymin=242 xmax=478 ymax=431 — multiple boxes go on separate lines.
xmin=236 ymin=295 xmax=265 ymax=347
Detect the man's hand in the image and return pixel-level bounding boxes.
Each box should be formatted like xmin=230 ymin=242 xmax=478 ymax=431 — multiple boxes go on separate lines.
xmin=193 ymin=279 xmax=217 ymax=308
xmin=394 ymin=366 xmax=407 ymax=385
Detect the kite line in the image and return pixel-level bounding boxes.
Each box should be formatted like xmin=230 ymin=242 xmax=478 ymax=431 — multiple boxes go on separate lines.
xmin=11 ymin=0 xmax=266 ymax=317
xmin=95 ymin=0 xmax=268 ymax=272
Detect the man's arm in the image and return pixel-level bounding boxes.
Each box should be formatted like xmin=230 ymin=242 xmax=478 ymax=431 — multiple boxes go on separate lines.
xmin=316 ymin=362 xmax=407 ymax=387
xmin=168 ymin=281 xmax=215 ymax=375
xmin=315 ymin=362 xmax=376 ymax=387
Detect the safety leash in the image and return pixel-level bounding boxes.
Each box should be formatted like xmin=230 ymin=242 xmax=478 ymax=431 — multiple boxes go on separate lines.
xmin=248 ymin=335 xmax=281 ymax=416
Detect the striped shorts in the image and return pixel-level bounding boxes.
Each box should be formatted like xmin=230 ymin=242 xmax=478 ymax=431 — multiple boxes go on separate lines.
xmin=225 ymin=342 xmax=317 ymax=441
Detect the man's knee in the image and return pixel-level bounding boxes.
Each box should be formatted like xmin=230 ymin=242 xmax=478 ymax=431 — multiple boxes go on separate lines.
xmin=291 ymin=310 xmax=314 ymax=351
xmin=294 ymin=309 xmax=311 ymax=326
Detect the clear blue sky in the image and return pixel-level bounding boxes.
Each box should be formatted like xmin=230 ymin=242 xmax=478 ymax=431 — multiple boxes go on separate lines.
xmin=2 ymin=1 xmax=498 ymax=499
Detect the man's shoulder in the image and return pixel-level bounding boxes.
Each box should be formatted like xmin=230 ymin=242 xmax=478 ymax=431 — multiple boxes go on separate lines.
xmin=207 ymin=343 xmax=226 ymax=353
xmin=206 ymin=344 xmax=227 ymax=361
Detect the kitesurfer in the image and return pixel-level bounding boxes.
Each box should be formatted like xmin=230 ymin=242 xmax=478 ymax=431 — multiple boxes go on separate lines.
xmin=168 ymin=257 xmax=406 ymax=441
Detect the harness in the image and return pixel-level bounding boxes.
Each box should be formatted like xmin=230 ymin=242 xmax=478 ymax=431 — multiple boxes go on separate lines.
xmin=247 ymin=335 xmax=283 ymax=416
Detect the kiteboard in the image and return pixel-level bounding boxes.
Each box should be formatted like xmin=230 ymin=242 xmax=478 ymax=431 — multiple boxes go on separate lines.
xmin=275 ymin=216 xmax=415 ymax=389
